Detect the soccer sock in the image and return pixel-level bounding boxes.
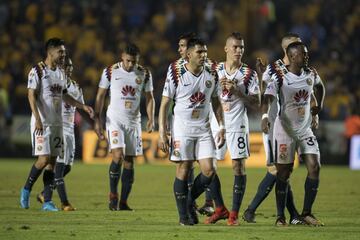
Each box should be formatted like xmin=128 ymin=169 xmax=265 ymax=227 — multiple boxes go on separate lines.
xmin=187 ymin=167 xmax=195 ymax=205
xmin=63 ymin=165 xmax=71 ymax=177
xmin=109 ymin=161 xmax=121 ymax=194
xmin=54 ymin=163 xmax=68 ymax=205
xmin=174 ymin=178 xmax=188 ymax=220
xmin=248 ymin=172 xmax=276 ymax=211
xmin=205 ymin=188 xmax=212 ymax=204
xmin=43 ymin=169 xmax=55 ymax=202
xmin=302 ymin=177 xmax=319 ymax=215
xmin=286 ymin=184 xmax=299 ymax=218
xmin=232 ymin=175 xmax=247 ymax=212
xmin=120 ymin=168 xmax=134 ymax=203
xmin=190 ymin=173 xmax=212 ymax=202
xmin=275 ymin=178 xmax=288 ymax=218
xmin=208 ymin=174 xmax=225 ymax=208
xmin=24 ymin=164 xmax=43 ymax=191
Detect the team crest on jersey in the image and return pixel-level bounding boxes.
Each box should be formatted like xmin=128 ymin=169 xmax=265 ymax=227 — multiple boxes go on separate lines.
xmin=113 ymin=139 xmax=118 ymax=144
xmin=37 ymin=146 xmax=43 ymax=151
xmin=121 ymin=85 xmax=136 ymax=96
xmin=294 ymin=89 xmax=309 ymax=103
xmin=189 ymin=92 xmax=206 ymax=107
xmin=306 ymin=78 xmax=313 ymax=86
xmin=135 ymin=78 xmax=142 ymax=85
xmin=205 ymin=80 xmax=212 ymax=88
xmin=173 ymin=150 xmax=180 ymax=157
xmin=279 ymin=144 xmax=287 ymax=160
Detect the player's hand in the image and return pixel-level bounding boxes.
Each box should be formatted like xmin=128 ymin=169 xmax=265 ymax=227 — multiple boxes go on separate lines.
xmin=146 ymin=119 xmax=155 ymax=133
xmin=311 ymin=106 xmax=321 ymax=116
xmin=311 ymin=114 xmax=319 ymax=130
xmin=215 ymin=129 xmax=226 ymax=149
xmin=94 ymin=119 xmax=105 ymax=140
xmin=158 ymin=132 xmax=169 ymax=153
xmin=261 ymin=117 xmax=270 ymax=134
xmin=83 ymin=105 xmax=95 ymax=119
xmin=35 ymin=119 xmax=43 ymax=135
xmin=256 ymin=58 xmax=266 ymax=74
xmin=220 ymin=78 xmax=236 ymax=93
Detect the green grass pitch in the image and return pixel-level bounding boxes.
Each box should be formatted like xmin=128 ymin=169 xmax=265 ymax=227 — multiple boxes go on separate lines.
xmin=1 ymin=159 xmax=360 ymax=240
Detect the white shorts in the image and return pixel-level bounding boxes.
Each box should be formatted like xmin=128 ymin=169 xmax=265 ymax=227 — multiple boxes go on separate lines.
xmin=273 ymin=120 xmax=320 ymax=164
xmin=226 ymin=131 xmax=250 ymax=160
xmin=212 ymin=129 xmax=226 ymax=160
xmin=56 ymin=132 xmax=75 ymax=165
xmin=170 ymin=134 xmax=215 ymax=161
xmin=106 ymin=121 xmax=142 ymax=156
xmin=31 ymin=125 xmax=63 ymax=157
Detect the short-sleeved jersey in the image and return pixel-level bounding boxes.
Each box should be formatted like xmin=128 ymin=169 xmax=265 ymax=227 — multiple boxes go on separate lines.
xmin=216 ymin=62 xmax=260 ymax=132
xmin=62 ymin=79 xmax=84 ymax=130
xmin=162 ymin=61 xmax=219 ymax=136
xmin=99 ymin=62 xmax=153 ymax=127
xmin=262 ymin=59 xmax=287 ymax=123
xmin=265 ymin=67 xmax=322 ymax=139
xmin=27 ymin=61 xmax=66 ymax=126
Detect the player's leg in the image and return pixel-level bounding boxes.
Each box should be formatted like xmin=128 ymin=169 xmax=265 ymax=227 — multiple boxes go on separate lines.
xmin=41 ymin=158 xmax=58 ymax=211
xmin=119 ymin=156 xmax=135 ymax=210
xmin=275 ymin=162 xmax=293 ymax=226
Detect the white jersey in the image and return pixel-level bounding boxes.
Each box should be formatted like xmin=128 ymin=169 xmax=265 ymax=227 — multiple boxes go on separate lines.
xmin=62 ymin=79 xmax=84 ymax=132
xmin=265 ymin=67 xmax=322 ymax=139
xmin=162 ymin=61 xmax=219 ymax=137
xmin=216 ymin=62 xmax=260 ymax=132
xmin=99 ymin=62 xmax=153 ymax=127
xmin=27 ymin=61 xmax=66 ymax=126
xmin=262 ymin=59 xmax=287 ymax=123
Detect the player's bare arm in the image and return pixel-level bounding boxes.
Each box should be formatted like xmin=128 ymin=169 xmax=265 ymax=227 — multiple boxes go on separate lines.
xmin=145 ymin=91 xmax=155 ymax=133
xmin=312 ymin=81 xmax=325 ymax=115
xmin=261 ymin=94 xmax=275 ymax=134
xmin=28 ymin=88 xmax=43 ymax=135
xmin=94 ymin=87 xmax=107 ymax=140
xmin=310 ymin=93 xmax=319 ymax=130
xmin=211 ymin=96 xmax=226 ymax=149
xmin=256 ymin=58 xmax=267 ymax=94
xmin=158 ymin=96 xmax=171 ymax=153
xmin=63 ymin=93 xmax=94 ymax=119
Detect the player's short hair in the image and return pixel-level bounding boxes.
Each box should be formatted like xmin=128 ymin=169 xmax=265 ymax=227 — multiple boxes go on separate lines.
xmin=186 ymin=37 xmax=206 ymax=50
xmin=123 ymin=42 xmax=140 ymax=56
xmin=286 ymin=41 xmax=305 ymax=56
xmin=227 ymin=32 xmax=243 ymax=41
xmin=45 ymin=38 xmax=65 ymax=53
xmin=64 ymin=56 xmax=72 ymax=67
xmin=282 ymin=32 xmax=300 ymax=40
xmin=178 ymin=32 xmax=196 ymax=42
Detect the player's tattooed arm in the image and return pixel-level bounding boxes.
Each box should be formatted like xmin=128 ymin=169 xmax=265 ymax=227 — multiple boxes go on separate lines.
xmin=145 ymin=91 xmax=155 ymax=133
xmin=261 ymin=94 xmax=275 ymax=134
xmin=158 ymin=96 xmax=171 ymax=153
xmin=94 ymin=87 xmax=107 ymax=140
xmin=28 ymin=88 xmax=43 ymax=135
xmin=211 ymin=96 xmax=226 ymax=149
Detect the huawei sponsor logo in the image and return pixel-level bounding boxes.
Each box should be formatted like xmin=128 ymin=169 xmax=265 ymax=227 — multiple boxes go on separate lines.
xmin=189 ymin=92 xmax=206 ymax=106
xmin=121 ymin=85 xmax=136 ymax=96
xmin=294 ymin=89 xmax=309 ymax=103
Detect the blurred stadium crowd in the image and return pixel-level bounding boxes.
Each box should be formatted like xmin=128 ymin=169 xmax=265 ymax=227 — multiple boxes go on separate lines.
xmin=0 ymin=0 xmax=359 ymax=157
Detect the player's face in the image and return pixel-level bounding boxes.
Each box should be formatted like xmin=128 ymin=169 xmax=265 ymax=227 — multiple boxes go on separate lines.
xmin=122 ymin=53 xmax=139 ymax=72
xmin=50 ymin=45 xmax=66 ymax=66
xmin=178 ymin=39 xmax=188 ymax=59
xmin=65 ymin=59 xmax=73 ymax=78
xmin=225 ymin=38 xmax=244 ymax=62
xmin=292 ymin=46 xmax=309 ymax=68
xmin=187 ymin=44 xmax=207 ymax=67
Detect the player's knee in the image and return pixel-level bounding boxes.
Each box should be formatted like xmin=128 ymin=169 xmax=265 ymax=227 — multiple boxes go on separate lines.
xmin=202 ymin=168 xmax=215 ymax=178
xmin=232 ymin=159 xmax=246 ymax=175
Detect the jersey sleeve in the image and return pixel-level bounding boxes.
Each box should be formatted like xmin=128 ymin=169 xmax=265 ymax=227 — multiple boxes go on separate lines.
xmin=212 ymin=73 xmax=220 ymax=98
xmin=78 ymin=87 xmax=85 ymax=104
xmin=27 ymin=67 xmax=39 ymax=90
xmin=262 ymin=65 xmax=272 ymax=84
xmin=144 ymin=70 xmax=154 ymax=92
xmin=264 ymin=77 xmax=279 ymax=97
xmin=98 ymin=68 xmax=111 ymax=89
xmin=247 ymin=71 xmax=260 ymax=95
xmin=313 ymin=68 xmax=323 ymax=85
xmin=162 ymin=64 xmax=176 ymax=99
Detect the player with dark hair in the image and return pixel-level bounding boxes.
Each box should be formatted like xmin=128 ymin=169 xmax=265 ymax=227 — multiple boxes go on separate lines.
xmin=94 ymin=42 xmax=155 ymax=211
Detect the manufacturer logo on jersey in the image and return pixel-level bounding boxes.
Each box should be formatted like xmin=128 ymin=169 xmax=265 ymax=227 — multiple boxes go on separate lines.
xmin=294 ymin=89 xmax=309 ymax=103
xmin=189 ymin=92 xmax=206 ymax=107
xmin=306 ymin=78 xmax=313 ymax=86
xmin=135 ymin=78 xmax=142 ymax=84
xmin=50 ymin=84 xmax=63 ymax=95
xmin=121 ymin=85 xmax=136 ymax=96
xmin=205 ymin=80 xmax=212 ymax=88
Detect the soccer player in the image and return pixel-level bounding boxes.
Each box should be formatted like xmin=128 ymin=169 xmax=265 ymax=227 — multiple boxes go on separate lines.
xmin=20 ymin=38 xmax=94 ymax=211
xmin=262 ymin=41 xmax=325 ymax=226
xmin=214 ymin=32 xmax=260 ymax=225
xmin=243 ymin=34 xmax=305 ymax=224
xmin=159 ymin=37 xmax=229 ymax=225
xmin=36 ymin=57 xmax=92 ymax=211
xmin=94 ymin=43 xmax=155 ymax=211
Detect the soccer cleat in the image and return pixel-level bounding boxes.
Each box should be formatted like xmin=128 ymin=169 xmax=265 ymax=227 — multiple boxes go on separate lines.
xmin=188 ymin=205 xmax=199 ymax=225
xmin=109 ymin=192 xmax=119 ymax=211
xmin=275 ymin=216 xmax=288 ymax=227
xmin=197 ymin=201 xmax=215 ymax=216
xmin=61 ymin=203 xmax=76 ymax=211
xmin=179 ymin=217 xmax=194 ymax=226
xmin=20 ymin=188 xmax=30 ymax=209
xmin=204 ymin=206 xmax=229 ymax=224
xmin=227 ymin=211 xmax=239 ymax=226
xmin=289 ymin=216 xmax=306 ymax=225
xmin=119 ymin=201 xmax=133 ymax=211
xmin=242 ymin=208 xmax=256 ymax=223
xmin=42 ymin=201 xmax=59 ymax=211
xmin=301 ymin=214 xmax=324 ymax=226
xmin=36 ymin=192 xmax=45 ymax=204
